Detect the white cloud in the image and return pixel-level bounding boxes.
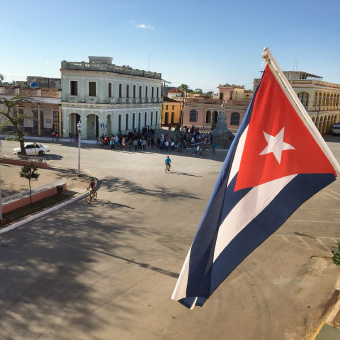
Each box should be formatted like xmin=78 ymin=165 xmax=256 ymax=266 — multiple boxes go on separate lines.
xmin=137 ymin=24 xmax=155 ymax=30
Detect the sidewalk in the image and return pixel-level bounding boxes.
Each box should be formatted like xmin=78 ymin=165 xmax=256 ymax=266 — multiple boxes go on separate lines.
xmin=1 ymin=162 xmax=90 ymax=199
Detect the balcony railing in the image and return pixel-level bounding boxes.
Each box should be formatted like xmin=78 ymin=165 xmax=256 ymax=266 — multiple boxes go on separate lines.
xmin=86 ymin=96 xmax=97 ymax=103
xmin=68 ymin=95 xmax=78 ymax=102
xmin=108 ymin=97 xmax=116 ymax=104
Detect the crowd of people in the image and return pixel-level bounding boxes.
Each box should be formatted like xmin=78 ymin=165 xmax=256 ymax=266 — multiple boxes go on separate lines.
xmin=97 ymin=125 xmax=219 ymax=154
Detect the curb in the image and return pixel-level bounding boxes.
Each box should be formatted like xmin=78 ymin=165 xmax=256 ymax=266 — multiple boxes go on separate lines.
xmin=0 ymin=191 xmax=88 ymax=235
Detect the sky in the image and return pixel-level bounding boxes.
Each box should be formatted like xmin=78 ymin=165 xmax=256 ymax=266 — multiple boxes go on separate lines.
xmin=1 ymin=0 xmax=340 ymax=92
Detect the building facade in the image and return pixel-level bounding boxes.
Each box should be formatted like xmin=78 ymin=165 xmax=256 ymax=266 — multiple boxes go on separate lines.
xmin=0 ymin=85 xmax=61 ymax=136
xmin=181 ymin=84 xmax=253 ymax=133
xmin=182 ymin=98 xmax=223 ymax=131
xmin=61 ymin=56 xmax=162 ymax=139
xmin=161 ymin=96 xmax=183 ymax=127
xmin=254 ymin=71 xmax=340 ymax=134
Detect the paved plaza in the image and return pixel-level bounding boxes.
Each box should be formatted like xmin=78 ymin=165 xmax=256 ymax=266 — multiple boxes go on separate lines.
xmin=0 ymin=137 xmax=339 ymax=339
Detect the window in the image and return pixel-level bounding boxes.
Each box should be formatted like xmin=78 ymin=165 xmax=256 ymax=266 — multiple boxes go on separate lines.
xmin=152 ymin=87 xmax=154 ymax=98
xmin=156 ymin=112 xmax=158 ymax=125
xmin=126 ymin=85 xmax=130 ymax=98
xmin=230 ymin=112 xmax=240 ymax=126
xmin=89 ymin=82 xmax=96 ymax=96
xmin=220 ymin=93 xmax=223 ymax=100
xmin=157 ymin=87 xmax=159 ymax=98
xmin=70 ymin=81 xmax=78 ymax=96
xmin=145 ymin=86 xmax=148 ymax=98
xmin=133 ymin=113 xmax=136 ymax=129
xmin=172 ymin=105 xmax=175 ymax=110
xmin=108 ymin=83 xmax=112 ymax=98
xmin=118 ymin=115 xmax=122 ymax=132
xmin=166 ymin=105 xmax=168 ymax=110
xmin=151 ymin=112 xmax=153 ymax=126
xmin=171 ymin=112 xmax=174 ymax=124
xmin=139 ymin=86 xmax=142 ymax=98
xmin=298 ymin=92 xmax=309 ymax=109
xmin=145 ymin=112 xmax=147 ymax=126
xmin=119 ymin=84 xmax=122 ymax=98
xmin=126 ymin=114 xmax=129 ymax=130
xmin=133 ymin=85 xmax=136 ymax=98
xmin=189 ymin=110 xmax=198 ymax=122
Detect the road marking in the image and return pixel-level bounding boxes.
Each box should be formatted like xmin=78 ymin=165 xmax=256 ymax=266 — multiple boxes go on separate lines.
xmin=289 ymin=220 xmax=340 ymax=224
xmin=322 ymin=191 xmax=340 ymax=199
xmin=296 ymin=236 xmax=310 ymax=248
xmin=316 ymin=238 xmax=331 ymax=252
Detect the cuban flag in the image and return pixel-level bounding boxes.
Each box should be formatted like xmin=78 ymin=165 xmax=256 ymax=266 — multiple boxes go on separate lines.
xmin=172 ymin=62 xmax=340 ymax=309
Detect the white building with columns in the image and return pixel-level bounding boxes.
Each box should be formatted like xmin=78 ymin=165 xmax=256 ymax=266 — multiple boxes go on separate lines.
xmin=61 ymin=56 xmax=162 ymax=139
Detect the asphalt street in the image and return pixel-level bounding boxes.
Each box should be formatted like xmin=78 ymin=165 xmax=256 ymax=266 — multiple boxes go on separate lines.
xmin=0 ymin=137 xmax=340 ymax=340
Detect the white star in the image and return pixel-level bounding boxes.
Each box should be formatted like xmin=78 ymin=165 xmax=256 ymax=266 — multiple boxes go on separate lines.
xmin=259 ymin=127 xmax=295 ymax=164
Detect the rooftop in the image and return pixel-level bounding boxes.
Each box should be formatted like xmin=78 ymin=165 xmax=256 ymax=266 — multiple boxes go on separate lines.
xmin=61 ymin=56 xmax=162 ymax=80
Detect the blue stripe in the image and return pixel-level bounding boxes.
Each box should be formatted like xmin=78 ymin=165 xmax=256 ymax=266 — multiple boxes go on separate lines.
xmin=183 ymin=173 xmax=335 ymax=307
xmin=209 ymin=173 xmax=335 ymax=298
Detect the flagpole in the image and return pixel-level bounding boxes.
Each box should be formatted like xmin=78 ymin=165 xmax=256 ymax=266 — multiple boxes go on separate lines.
xmin=262 ymin=47 xmax=340 ymax=176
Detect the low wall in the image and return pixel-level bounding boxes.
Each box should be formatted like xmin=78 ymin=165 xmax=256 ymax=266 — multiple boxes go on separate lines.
xmin=2 ymin=183 xmax=67 ymax=214
xmin=0 ymin=158 xmax=47 ymax=168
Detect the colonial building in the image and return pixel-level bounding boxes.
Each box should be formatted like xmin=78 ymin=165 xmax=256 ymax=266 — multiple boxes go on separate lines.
xmin=254 ymin=71 xmax=340 ymax=134
xmin=161 ymin=96 xmax=182 ymax=127
xmin=61 ymin=56 xmax=162 ymax=139
xmin=182 ymin=97 xmax=223 ymax=131
xmin=218 ymin=84 xmax=253 ymax=133
xmin=0 ymin=85 xmax=61 ymax=136
xmin=181 ymin=84 xmax=253 ymax=133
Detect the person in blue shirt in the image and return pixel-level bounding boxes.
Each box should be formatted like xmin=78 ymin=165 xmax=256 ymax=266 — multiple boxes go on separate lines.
xmin=165 ymin=156 xmax=171 ymax=171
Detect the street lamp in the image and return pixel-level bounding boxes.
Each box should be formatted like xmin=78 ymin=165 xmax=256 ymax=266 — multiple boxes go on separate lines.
xmin=77 ymin=120 xmax=82 ymax=177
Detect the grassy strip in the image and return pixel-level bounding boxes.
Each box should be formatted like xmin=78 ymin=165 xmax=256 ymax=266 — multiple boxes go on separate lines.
xmin=1 ymin=194 xmax=74 ymax=226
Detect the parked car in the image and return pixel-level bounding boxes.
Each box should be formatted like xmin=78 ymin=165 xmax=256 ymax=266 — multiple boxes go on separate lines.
xmin=13 ymin=142 xmax=50 ymax=156
xmin=332 ymin=123 xmax=340 ymax=136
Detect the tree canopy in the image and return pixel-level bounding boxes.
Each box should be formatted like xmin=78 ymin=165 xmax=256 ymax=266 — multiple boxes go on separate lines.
xmin=0 ymin=94 xmax=35 ymax=154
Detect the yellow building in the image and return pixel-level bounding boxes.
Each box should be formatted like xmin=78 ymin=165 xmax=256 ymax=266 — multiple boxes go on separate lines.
xmin=254 ymin=71 xmax=340 ymax=134
xmin=161 ymin=97 xmax=183 ymax=127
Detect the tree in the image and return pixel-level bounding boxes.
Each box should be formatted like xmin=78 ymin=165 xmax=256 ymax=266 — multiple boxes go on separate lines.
xmin=0 ymin=74 xmax=3 ymax=83
xmin=177 ymin=84 xmax=191 ymax=92
xmin=0 ymin=94 xmax=34 ymax=155
xmin=194 ymin=88 xmax=203 ymax=95
xmin=331 ymin=241 xmax=340 ymax=267
xmin=19 ymin=164 xmax=40 ymax=204
xmin=203 ymin=91 xmax=213 ymax=98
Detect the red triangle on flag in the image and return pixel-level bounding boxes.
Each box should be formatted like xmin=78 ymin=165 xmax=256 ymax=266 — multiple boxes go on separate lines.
xmin=235 ymin=66 xmax=336 ymax=192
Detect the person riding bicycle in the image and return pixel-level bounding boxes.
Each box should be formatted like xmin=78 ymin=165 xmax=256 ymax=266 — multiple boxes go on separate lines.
xmin=165 ymin=156 xmax=171 ymax=170
xmin=88 ymin=178 xmax=97 ymax=193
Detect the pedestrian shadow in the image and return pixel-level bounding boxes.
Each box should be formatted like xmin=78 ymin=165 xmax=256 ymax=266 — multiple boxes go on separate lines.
xmin=94 ymin=199 xmax=135 ymax=210
xmin=89 ymin=248 xmax=179 ymax=278
xmin=170 ymin=171 xmax=202 ymax=177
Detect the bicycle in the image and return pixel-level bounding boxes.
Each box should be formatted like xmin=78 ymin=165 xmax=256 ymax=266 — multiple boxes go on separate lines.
xmin=86 ymin=189 xmax=97 ymax=203
xmin=165 ymin=163 xmax=171 ymax=173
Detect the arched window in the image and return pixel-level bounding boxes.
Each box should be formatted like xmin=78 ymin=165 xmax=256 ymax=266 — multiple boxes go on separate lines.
xmin=205 ymin=111 xmax=211 ymax=123
xmin=230 ymin=112 xmax=240 ymax=126
xmin=189 ymin=109 xmax=198 ymax=122
xmin=171 ymin=112 xmax=174 ymax=124
xmin=298 ymin=92 xmax=309 ymax=109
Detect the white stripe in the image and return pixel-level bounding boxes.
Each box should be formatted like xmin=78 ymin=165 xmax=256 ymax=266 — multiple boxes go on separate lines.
xmin=227 ymin=126 xmax=248 ymax=186
xmin=214 ymin=175 xmax=296 ymax=261
xmin=171 ymin=248 xmax=192 ymax=301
